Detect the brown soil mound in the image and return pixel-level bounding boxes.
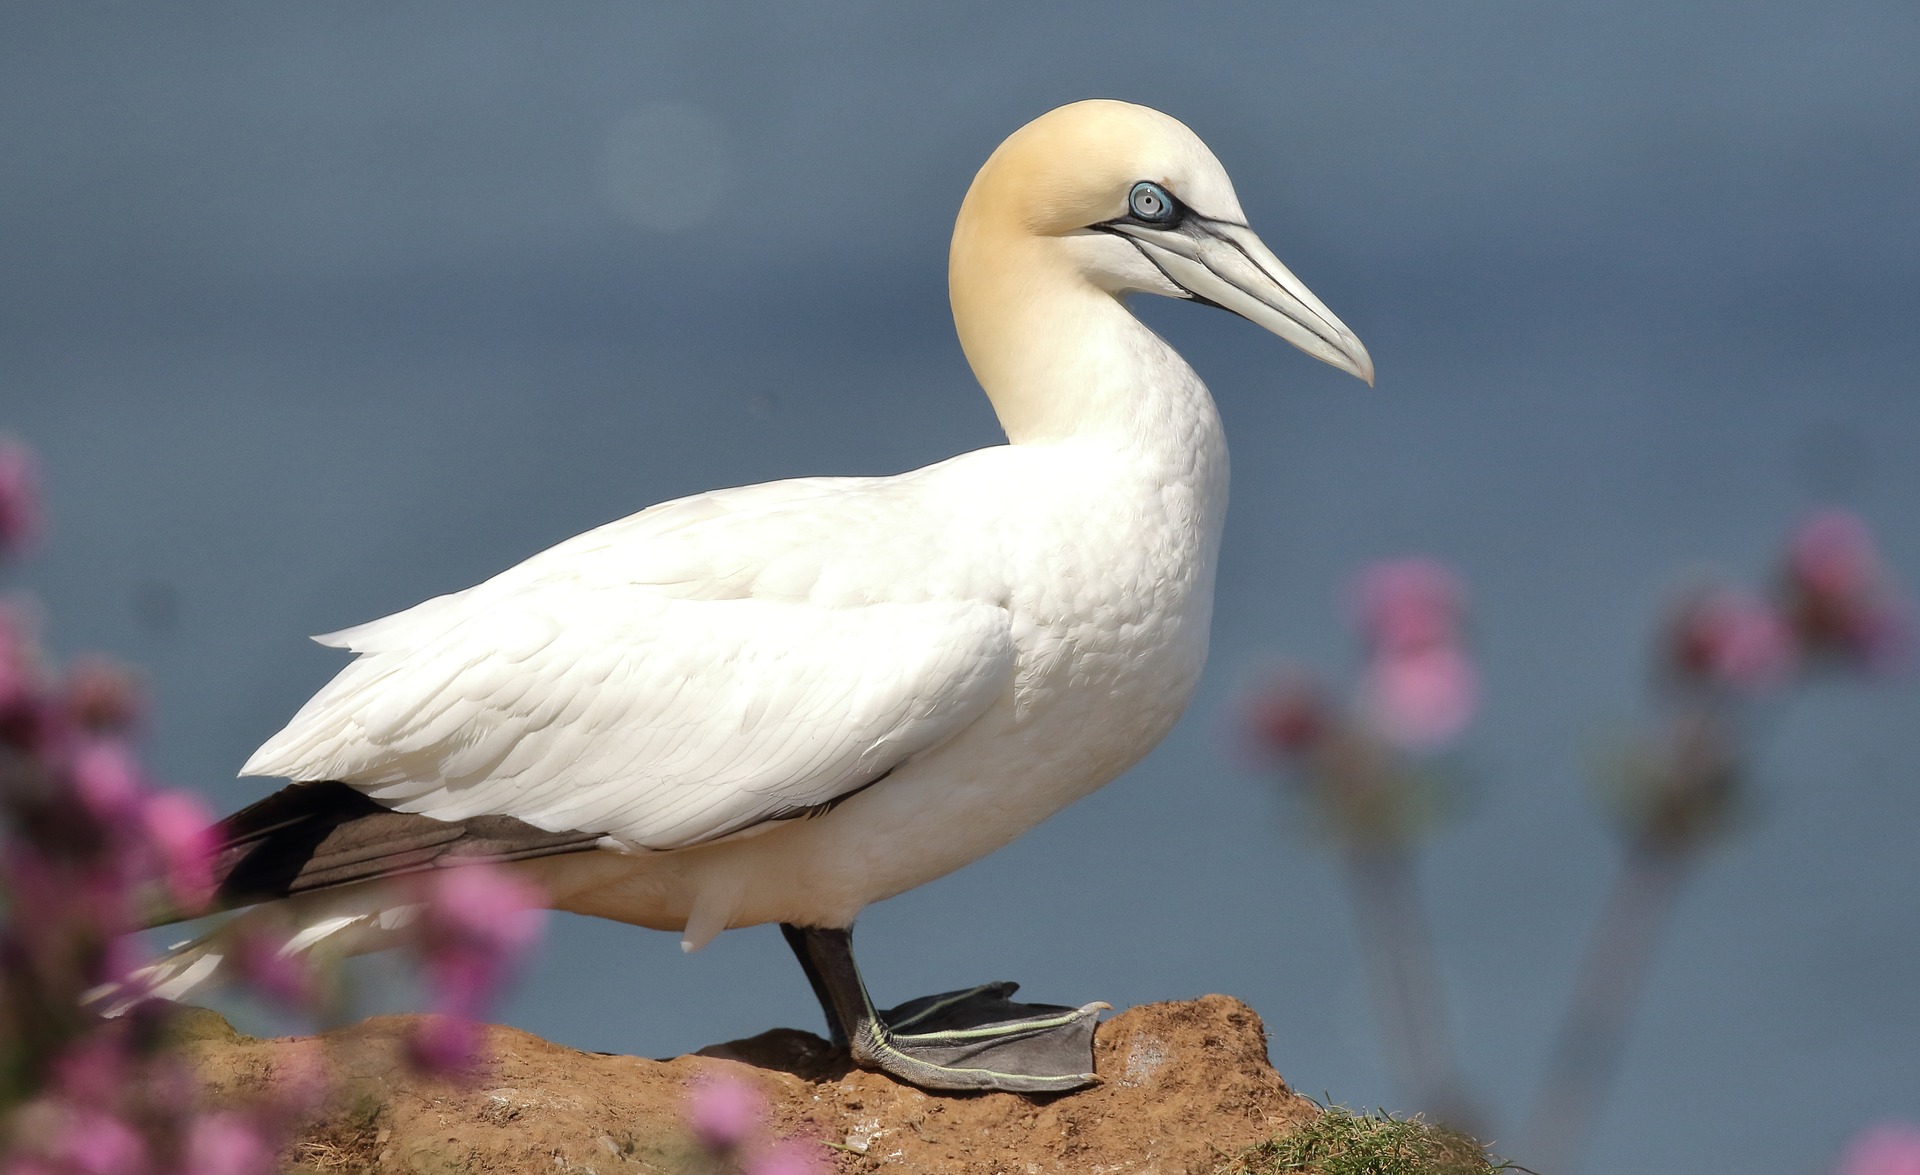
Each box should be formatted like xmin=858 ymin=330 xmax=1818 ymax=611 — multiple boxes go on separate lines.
xmin=180 ymin=995 xmax=1319 ymax=1174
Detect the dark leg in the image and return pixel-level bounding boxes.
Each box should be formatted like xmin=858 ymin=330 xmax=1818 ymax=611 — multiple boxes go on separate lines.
xmin=780 ymin=922 xmax=1105 ymax=1094
xmin=780 ymin=922 xmax=849 ymax=1048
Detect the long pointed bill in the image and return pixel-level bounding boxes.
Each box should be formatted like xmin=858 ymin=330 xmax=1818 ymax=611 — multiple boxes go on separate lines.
xmin=1107 ymin=218 xmax=1375 ymax=385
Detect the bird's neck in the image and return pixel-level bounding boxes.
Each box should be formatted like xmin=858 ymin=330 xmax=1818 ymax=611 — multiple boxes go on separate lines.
xmin=950 ymin=236 xmax=1224 ymax=467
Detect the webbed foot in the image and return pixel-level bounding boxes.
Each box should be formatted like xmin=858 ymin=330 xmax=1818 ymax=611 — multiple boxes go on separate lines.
xmin=781 ymin=924 xmax=1105 ymax=1094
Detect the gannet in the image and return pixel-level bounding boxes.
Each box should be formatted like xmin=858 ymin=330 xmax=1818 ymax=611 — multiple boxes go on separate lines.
xmin=129 ymin=100 xmax=1372 ymax=1093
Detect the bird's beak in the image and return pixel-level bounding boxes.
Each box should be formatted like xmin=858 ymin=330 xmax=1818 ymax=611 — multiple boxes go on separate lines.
xmin=1101 ymin=217 xmax=1375 ymax=386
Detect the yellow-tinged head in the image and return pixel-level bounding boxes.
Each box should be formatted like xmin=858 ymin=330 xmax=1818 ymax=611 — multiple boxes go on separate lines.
xmin=950 ymin=101 xmax=1372 ymax=438
xmin=957 ymin=100 xmax=1249 ymax=238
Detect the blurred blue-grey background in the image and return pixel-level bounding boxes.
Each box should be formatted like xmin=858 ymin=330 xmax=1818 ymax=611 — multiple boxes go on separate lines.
xmin=4 ymin=5 xmax=1916 ymax=1172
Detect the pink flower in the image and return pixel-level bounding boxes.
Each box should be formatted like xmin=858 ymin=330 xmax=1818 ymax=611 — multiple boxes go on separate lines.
xmin=1785 ymin=510 xmax=1913 ymax=671
xmin=0 ymin=692 xmax=58 ymax=758
xmin=266 ymin=1038 xmax=333 ymax=1115
xmin=49 ymin=1038 xmax=129 ymax=1107
xmin=1667 ymin=587 xmax=1798 ymax=693
xmin=402 ymin=866 xmax=544 ymax=1076
xmin=1359 ymin=643 xmax=1479 ymax=751
xmin=687 ymin=1073 xmax=764 ymax=1154
xmin=425 ymin=952 xmax=507 ymax=1021
xmin=232 ymin=927 xmax=321 ymax=1012
xmin=94 ymin=924 xmax=151 ymax=992
xmin=1835 ymin=1121 xmax=1920 ymax=1175
xmin=49 ymin=1106 xmax=145 ymax=1175
xmin=141 ymin=790 xmax=216 ymax=912
xmin=69 ymin=739 xmax=146 ymax=826
xmin=1239 ymin=673 xmax=1332 ymax=759
xmin=183 ymin=1112 xmax=277 ymax=1175
xmin=0 ymin=602 xmax=58 ymax=754
xmin=1351 ymin=559 xmax=1467 ymax=655
xmin=1349 ymin=559 xmax=1478 ymax=750
xmin=405 ymin=1014 xmax=482 ymax=1077
xmin=0 ymin=436 xmax=42 ymax=557
xmin=411 ymin=864 xmax=546 ymax=1020
xmin=744 ymin=1139 xmax=829 ymax=1175
xmin=421 ymin=864 xmax=545 ymax=959
xmin=1789 ymin=511 xmax=1882 ymax=601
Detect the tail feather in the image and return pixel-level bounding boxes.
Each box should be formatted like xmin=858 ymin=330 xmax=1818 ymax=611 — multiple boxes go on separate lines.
xmin=98 ymin=780 xmax=607 ymax=1016
xmin=94 ymin=887 xmax=432 ymax=1016
xmin=196 ymin=780 xmax=604 ymax=921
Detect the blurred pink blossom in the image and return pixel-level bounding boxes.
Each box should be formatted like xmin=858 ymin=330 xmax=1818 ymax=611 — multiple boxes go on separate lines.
xmin=140 ymin=790 xmax=216 ymax=912
xmin=0 ymin=846 xmax=59 ymax=910
xmin=0 ymin=436 xmax=42 ymax=557
xmin=95 ymin=933 xmax=148 ymax=995
xmin=422 ymin=864 xmax=545 ymax=961
xmin=0 ymin=438 xmax=331 ymax=1175
xmin=231 ymin=927 xmax=321 ymax=1011
xmin=49 ymin=1038 xmax=128 ymax=1107
xmin=132 ymin=1053 xmax=198 ymax=1124
xmin=745 ymin=1139 xmax=830 ymax=1175
xmin=1360 ymin=643 xmax=1480 ymax=750
xmin=1785 ymin=510 xmax=1914 ymax=671
xmin=1350 ymin=559 xmax=1478 ymax=750
xmin=405 ymin=1013 xmax=483 ymax=1077
xmin=183 ymin=1112 xmax=277 ymax=1175
xmin=266 ymin=1038 xmax=333 ymax=1116
xmin=412 ymin=863 xmax=546 ymax=1020
xmin=0 ymin=693 xmax=56 ymax=757
xmin=1790 ymin=511 xmax=1882 ymax=601
xmin=1836 ymin=1121 xmax=1920 ymax=1175
xmin=1668 ymin=587 xmax=1798 ymax=693
xmin=400 ymin=865 xmax=545 ymax=1077
xmin=49 ymin=1106 xmax=144 ymax=1175
xmin=1352 ymin=559 xmax=1467 ymax=655
xmin=687 ymin=1072 xmax=764 ymax=1154
xmin=1238 ymin=673 xmax=1332 ymax=760
xmin=69 ymin=739 xmax=146 ymax=826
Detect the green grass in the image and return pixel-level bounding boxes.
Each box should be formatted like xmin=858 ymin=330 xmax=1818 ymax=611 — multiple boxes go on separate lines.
xmin=1220 ymin=1104 xmax=1526 ymax=1175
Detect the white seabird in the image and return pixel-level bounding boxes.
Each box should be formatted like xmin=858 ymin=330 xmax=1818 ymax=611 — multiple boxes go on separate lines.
xmin=133 ymin=100 xmax=1372 ymax=1092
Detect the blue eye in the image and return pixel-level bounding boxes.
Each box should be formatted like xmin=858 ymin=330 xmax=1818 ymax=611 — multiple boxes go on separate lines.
xmin=1128 ymin=181 xmax=1177 ymax=224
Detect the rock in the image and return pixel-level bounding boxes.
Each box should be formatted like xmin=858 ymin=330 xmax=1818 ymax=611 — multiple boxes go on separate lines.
xmin=185 ymin=995 xmax=1320 ymax=1174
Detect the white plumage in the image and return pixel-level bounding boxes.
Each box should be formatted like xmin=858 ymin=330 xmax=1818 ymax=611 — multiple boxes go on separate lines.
xmin=242 ymin=426 xmax=1225 ymax=945
xmin=243 ymin=466 xmax=1025 ymax=851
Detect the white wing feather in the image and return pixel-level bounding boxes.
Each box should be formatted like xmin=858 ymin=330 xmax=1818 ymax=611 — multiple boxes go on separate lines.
xmin=243 ymin=471 xmax=1017 ymax=851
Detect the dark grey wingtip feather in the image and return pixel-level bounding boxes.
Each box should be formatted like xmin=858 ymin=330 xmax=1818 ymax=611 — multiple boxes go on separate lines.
xmin=138 ymin=781 xmax=606 ymax=928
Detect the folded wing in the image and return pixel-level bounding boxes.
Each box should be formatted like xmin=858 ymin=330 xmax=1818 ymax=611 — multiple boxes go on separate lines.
xmin=242 ymin=475 xmax=1015 ymax=850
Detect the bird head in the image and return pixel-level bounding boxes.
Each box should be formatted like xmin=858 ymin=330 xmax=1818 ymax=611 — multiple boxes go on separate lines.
xmin=951 ymin=99 xmax=1373 ymax=389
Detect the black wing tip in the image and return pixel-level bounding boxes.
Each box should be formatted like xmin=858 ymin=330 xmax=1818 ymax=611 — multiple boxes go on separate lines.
xmin=204 ymin=781 xmax=601 ymax=915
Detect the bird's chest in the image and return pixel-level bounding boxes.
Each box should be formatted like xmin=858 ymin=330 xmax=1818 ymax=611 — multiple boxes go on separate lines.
xmin=997 ymin=473 xmax=1220 ymax=758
